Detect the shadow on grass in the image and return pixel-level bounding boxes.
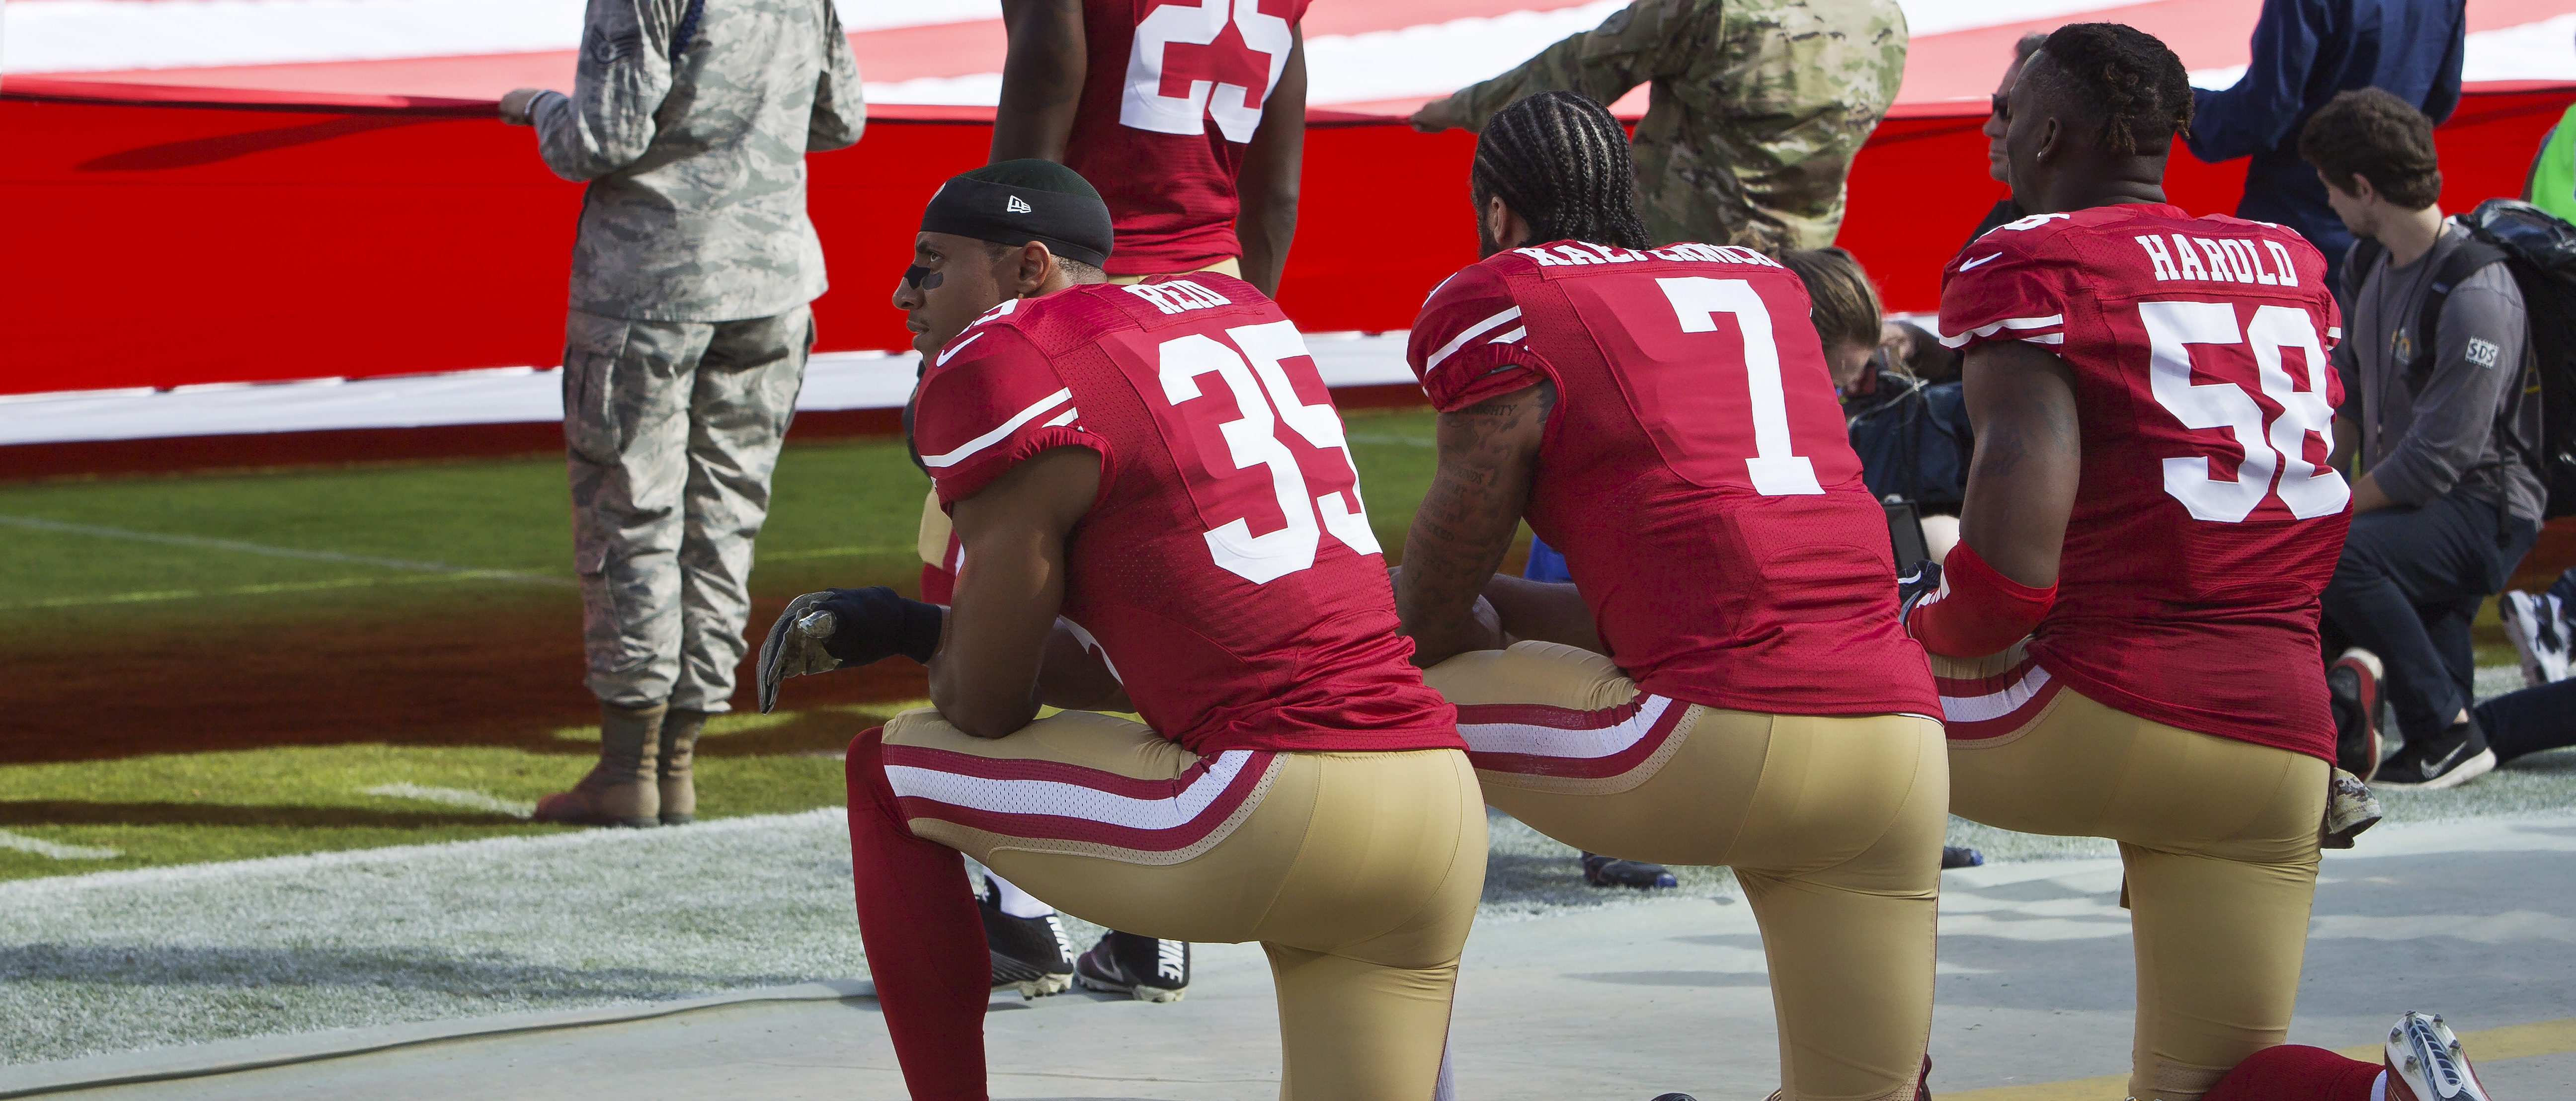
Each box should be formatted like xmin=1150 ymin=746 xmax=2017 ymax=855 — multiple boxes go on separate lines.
xmin=0 ymin=943 xmax=820 ymax=1001
xmin=0 ymin=591 xmax=927 ymax=764
xmin=0 ymin=802 xmax=522 ymax=829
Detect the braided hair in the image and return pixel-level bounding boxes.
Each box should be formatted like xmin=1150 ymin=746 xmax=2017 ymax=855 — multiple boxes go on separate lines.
xmin=1470 ymin=91 xmax=1651 ymax=251
xmin=2033 ymin=23 xmax=2194 ymax=156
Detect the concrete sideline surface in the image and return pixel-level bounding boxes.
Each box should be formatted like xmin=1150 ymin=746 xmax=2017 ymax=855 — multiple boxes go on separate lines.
xmin=10 ymin=814 xmax=2572 ymax=1100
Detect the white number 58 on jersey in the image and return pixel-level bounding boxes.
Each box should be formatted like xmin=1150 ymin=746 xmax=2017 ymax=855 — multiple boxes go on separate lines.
xmin=2143 ymin=300 xmax=2349 ymax=522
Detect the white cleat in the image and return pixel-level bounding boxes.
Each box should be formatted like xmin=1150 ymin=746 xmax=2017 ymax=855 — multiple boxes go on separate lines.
xmin=2384 ymin=1012 xmax=2495 ymax=1101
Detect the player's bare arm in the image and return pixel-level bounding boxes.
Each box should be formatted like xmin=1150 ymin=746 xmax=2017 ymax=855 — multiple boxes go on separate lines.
xmin=932 ymin=446 xmax=1105 ymax=738
xmin=1396 ymin=381 xmax=1552 ymax=666
xmin=1233 ymin=28 xmax=1306 ymax=298
xmin=1959 ymin=340 xmax=2082 ymax=587
xmin=990 ymin=0 xmax=1087 ymax=162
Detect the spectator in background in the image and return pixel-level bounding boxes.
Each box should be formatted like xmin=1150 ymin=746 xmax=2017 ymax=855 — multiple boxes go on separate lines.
xmin=2187 ymin=0 xmax=2467 ymax=294
xmin=988 ymin=0 xmax=1308 ymax=295
xmin=2304 ymin=89 xmax=2538 ymax=789
xmin=497 ymin=0 xmax=863 ymax=827
xmin=1966 ymin=32 xmax=2052 ymax=245
xmin=1405 ymin=0 xmax=1907 ymax=254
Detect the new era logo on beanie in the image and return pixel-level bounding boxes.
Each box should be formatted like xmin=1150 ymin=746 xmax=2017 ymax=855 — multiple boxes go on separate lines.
xmin=918 ymin=159 xmax=1114 ymax=268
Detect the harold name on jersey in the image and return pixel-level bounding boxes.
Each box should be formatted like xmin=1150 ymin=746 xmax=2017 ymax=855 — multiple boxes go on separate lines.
xmin=2133 ymin=233 xmax=2306 ymax=287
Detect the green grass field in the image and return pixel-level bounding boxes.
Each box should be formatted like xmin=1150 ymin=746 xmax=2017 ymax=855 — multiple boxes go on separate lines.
xmin=3 ymin=408 xmax=2558 ymax=885
xmin=0 ymin=411 xmax=1459 ymax=881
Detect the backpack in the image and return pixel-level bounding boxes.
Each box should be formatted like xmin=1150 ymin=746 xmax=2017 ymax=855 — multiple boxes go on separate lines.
xmin=2343 ymin=198 xmax=2576 ymax=518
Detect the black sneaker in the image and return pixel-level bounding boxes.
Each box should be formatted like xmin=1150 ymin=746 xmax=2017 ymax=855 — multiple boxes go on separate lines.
xmin=977 ymin=876 xmax=1073 ymax=998
xmin=1074 ymin=931 xmax=1189 ymax=1003
xmin=1582 ymin=852 xmax=1679 ymax=889
xmin=2373 ymin=717 xmax=2496 ymax=789
xmin=1941 ymin=845 xmax=1984 ymax=869
xmin=2329 ymin=648 xmax=2385 ymax=781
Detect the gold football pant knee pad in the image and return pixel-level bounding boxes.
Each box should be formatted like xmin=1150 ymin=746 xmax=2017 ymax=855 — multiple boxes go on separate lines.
xmin=1426 ymin=641 xmax=1945 ymax=1101
xmin=1935 ymin=645 xmax=2329 ymax=1101
xmin=883 ymin=708 xmax=1486 ymax=1101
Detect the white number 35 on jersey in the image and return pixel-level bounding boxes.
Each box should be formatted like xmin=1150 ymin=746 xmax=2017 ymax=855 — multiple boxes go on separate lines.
xmin=1123 ymin=0 xmax=1294 ymax=143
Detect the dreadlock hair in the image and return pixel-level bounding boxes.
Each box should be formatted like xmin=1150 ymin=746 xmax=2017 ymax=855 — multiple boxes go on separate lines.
xmin=2030 ymin=23 xmax=2194 ymax=156
xmin=1470 ymin=91 xmax=1651 ymax=251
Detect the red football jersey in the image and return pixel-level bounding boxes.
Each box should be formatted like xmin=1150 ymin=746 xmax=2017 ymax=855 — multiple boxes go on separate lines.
xmin=1063 ymin=0 xmax=1306 ymax=276
xmin=1939 ymin=204 xmax=2349 ymax=760
xmin=911 ymin=274 xmax=1461 ymax=756
xmin=1406 ymin=241 xmax=1940 ymax=718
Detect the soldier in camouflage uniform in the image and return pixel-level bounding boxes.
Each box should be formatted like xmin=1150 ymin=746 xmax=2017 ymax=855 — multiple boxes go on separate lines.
xmin=1409 ymin=0 xmax=1906 ymax=254
xmin=498 ymin=0 xmax=863 ymax=828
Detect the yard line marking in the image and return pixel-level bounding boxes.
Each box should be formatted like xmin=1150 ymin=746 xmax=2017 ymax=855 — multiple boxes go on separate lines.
xmin=0 ymin=829 xmax=121 ymax=861
xmin=0 ymin=570 xmax=524 ymax=611
xmin=360 ymin=783 xmax=535 ymax=820
xmin=0 ymin=514 xmax=573 ymax=587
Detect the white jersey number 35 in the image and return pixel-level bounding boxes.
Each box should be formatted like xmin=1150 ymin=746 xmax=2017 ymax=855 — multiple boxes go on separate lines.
xmin=1158 ymin=321 xmax=1379 ymax=584
xmin=1123 ymin=0 xmax=1293 ymax=143
xmin=2141 ymin=300 xmax=2348 ymax=522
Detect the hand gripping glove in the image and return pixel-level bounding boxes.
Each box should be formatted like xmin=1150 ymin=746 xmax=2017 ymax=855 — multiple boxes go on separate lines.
xmin=756 ymin=587 xmax=944 ymax=713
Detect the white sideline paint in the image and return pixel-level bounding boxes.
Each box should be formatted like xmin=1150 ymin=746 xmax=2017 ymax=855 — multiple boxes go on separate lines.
xmin=0 ymin=335 xmax=1416 ymax=446
xmin=0 ymin=830 xmax=121 ymax=862
xmin=0 ymin=514 xmax=572 ymax=588
xmin=360 ymin=784 xmax=535 ymax=820
xmin=0 ymin=570 xmax=521 ymax=612
xmin=0 ymin=807 xmax=842 ymax=898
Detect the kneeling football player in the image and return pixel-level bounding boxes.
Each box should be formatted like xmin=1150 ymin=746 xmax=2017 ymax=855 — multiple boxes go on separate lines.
xmin=1395 ymin=91 xmax=1948 ymax=1101
xmin=1924 ymin=24 xmax=2497 ymax=1101
xmin=770 ymin=160 xmax=1483 ymax=1101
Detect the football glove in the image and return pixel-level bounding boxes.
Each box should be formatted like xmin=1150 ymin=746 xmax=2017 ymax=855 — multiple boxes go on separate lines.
xmin=755 ymin=587 xmax=944 ymax=713
xmin=1896 ymin=559 xmax=1943 ymax=624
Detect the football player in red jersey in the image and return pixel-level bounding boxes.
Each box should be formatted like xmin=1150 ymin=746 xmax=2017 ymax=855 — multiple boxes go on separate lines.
xmin=1924 ymin=25 xmax=2496 ymax=1101
xmin=989 ymin=0 xmax=1304 ymax=296
xmin=771 ymin=160 xmax=1482 ymax=1101
xmin=1394 ymin=91 xmax=1947 ymax=1101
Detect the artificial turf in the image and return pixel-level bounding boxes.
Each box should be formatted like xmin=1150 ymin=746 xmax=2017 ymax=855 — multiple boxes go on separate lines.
xmin=0 ymin=411 xmax=1457 ymax=880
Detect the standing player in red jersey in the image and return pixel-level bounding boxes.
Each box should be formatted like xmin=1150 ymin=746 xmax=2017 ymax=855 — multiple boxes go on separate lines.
xmin=764 ymin=160 xmax=1483 ymax=1101
xmin=1923 ymin=25 xmax=2497 ymax=1101
xmin=989 ymin=0 xmax=1304 ymax=295
xmin=1395 ymin=91 xmax=1947 ymax=1101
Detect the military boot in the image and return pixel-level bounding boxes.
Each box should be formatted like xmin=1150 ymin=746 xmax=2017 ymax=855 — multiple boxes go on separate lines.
xmin=533 ymin=702 xmax=664 ymax=828
xmin=659 ymin=707 xmax=707 ymax=826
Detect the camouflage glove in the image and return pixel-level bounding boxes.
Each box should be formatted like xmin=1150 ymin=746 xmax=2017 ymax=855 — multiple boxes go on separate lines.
xmin=755 ymin=588 xmax=947 ymax=713
xmin=757 ymin=592 xmax=843 ymax=714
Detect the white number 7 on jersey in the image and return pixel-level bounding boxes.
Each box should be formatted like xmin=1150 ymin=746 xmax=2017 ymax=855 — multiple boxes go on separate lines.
xmin=1656 ymin=277 xmax=1825 ymax=496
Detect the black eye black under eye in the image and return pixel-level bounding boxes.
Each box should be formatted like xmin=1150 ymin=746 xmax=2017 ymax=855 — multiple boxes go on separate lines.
xmin=904 ymin=263 xmax=943 ymax=290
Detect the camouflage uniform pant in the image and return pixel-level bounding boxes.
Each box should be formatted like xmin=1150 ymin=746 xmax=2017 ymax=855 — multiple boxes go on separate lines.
xmin=563 ymin=306 xmax=811 ymax=711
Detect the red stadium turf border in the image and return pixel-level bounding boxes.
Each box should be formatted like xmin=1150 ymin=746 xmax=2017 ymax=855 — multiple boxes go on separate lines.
xmin=2 ymin=80 xmax=2569 ymax=397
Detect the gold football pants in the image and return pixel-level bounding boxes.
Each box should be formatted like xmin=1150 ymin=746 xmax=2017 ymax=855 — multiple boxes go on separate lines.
xmin=880 ymin=708 xmax=1485 ymax=1101
xmin=1426 ymin=641 xmax=1946 ymax=1101
xmin=1935 ymin=645 xmax=2329 ymax=1101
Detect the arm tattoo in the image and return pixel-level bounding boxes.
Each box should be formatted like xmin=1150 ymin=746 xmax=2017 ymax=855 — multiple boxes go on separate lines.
xmin=1400 ymin=382 xmax=1551 ymax=656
